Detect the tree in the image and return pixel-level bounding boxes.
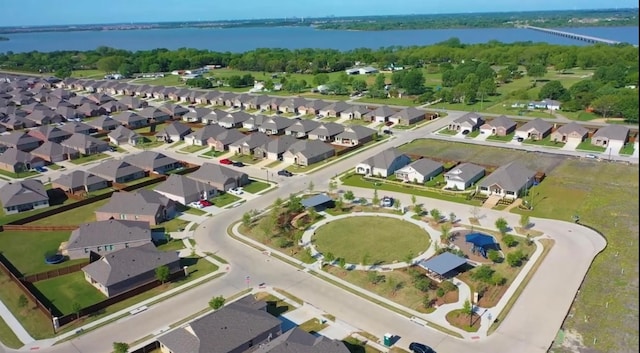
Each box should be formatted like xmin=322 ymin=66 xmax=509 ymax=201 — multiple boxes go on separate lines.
xmin=414 ymin=278 xmax=432 ymax=292
xmin=242 ymin=212 xmax=252 ymax=228
xmin=591 ymin=95 xmax=619 ymax=119
xmin=506 ymin=249 xmax=526 ymax=267
xmin=258 ymin=214 xmax=276 ymax=239
xmin=373 ymin=73 xmax=386 ymax=90
xmin=462 ymin=299 xmax=473 ymax=317
xmin=117 ymin=63 xmax=135 ymax=78
xmin=495 ymin=217 xmax=509 ymax=236
xmin=18 ymin=294 xmax=28 ymax=309
xmin=502 ymin=234 xmax=517 ymax=248
xmin=372 ymin=189 xmax=380 ymax=206
xmin=351 ymin=79 xmax=367 ymax=92
xmin=519 ymin=214 xmax=531 ymax=229
xmin=209 ymin=295 xmax=226 ymax=310
xmin=313 ymin=73 xmax=330 ymax=86
xmin=328 ymin=180 xmax=338 ymax=194
xmin=324 ymin=252 xmax=336 ymax=265
xmin=96 ymin=56 xmax=124 ymax=73
xmin=538 ymin=80 xmax=569 ymax=101
xmin=113 ymin=342 xmax=129 ymax=353
xmin=410 ymin=194 xmax=417 ymax=208
xmin=527 ymin=63 xmax=547 ymax=84
xmin=422 ymin=294 xmax=431 ymax=308
xmin=361 ymin=252 xmax=370 ymax=267
xmin=487 ymin=249 xmax=502 ymax=263
xmin=306 ymin=207 xmax=319 ymax=222
xmin=471 ymin=265 xmax=495 ymax=283
xmin=413 ymin=203 xmax=423 ymax=216
xmin=440 ymin=223 xmax=452 ymax=243
xmin=155 ymin=265 xmax=170 ymax=284
xmin=338 ymin=257 xmax=347 ymax=269
xmin=430 ymin=208 xmax=441 ymax=223
xmin=54 ymin=67 xmax=72 ymax=79
xmin=343 ymin=190 xmax=355 ymax=202
xmin=394 ymin=198 xmax=402 ymax=211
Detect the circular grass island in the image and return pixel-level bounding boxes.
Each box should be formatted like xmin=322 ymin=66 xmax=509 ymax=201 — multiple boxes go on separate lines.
xmin=313 ymin=216 xmax=431 ymax=265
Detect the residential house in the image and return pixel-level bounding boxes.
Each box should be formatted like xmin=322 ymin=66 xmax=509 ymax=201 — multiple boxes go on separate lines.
xmin=232 ymin=93 xmax=253 ymax=109
xmin=254 ymin=135 xmax=298 ymax=161
xmin=528 ymin=99 xmax=561 ymax=111
xmin=0 ymin=179 xmax=49 ymax=214
xmin=154 ymin=174 xmax=216 ymax=205
xmin=207 ymin=129 xmax=246 ymax=152
xmin=388 ymin=107 xmax=426 ymax=126
xmin=25 ymin=109 xmax=64 ymax=126
xmin=241 ymin=114 xmax=267 ymax=131
xmin=119 ymin=96 xmax=148 ymax=110
xmin=283 ymin=140 xmax=335 ymax=167
xmin=60 ymin=133 xmax=109 ymax=155
xmin=184 ymin=124 xmax=226 ymax=146
xmin=68 ymin=95 xmax=92 ymax=107
xmin=100 ymin=100 xmax=128 ymax=114
xmin=182 ymin=107 xmax=212 ymax=123
xmin=201 ymin=109 xmax=228 ymax=125
xmin=77 ymin=102 xmax=107 ymax=117
xmin=252 ymin=327 xmax=350 ymax=353
xmin=258 ymin=116 xmax=294 ymax=135
xmin=88 ymin=159 xmax=146 ymax=183
xmin=298 ymin=100 xmax=330 ymax=116
xmin=188 ymin=163 xmax=249 ymax=191
xmin=132 ymin=84 xmax=153 ymax=98
xmin=284 ymin=119 xmax=320 ymax=138
xmin=0 ymin=114 xmax=35 ymax=130
xmin=49 ymin=88 xmax=74 ymax=100
xmin=477 ymin=161 xmax=536 ymax=200
xmin=55 ymin=106 xmax=83 ymax=121
xmin=514 ymin=118 xmax=553 ymax=141
xmin=229 ymin=132 xmax=271 ymax=155
xmin=308 ymin=122 xmax=344 ymax=142
xmin=395 ymin=158 xmax=444 ymax=184
xmin=218 ymin=111 xmax=252 ymax=129
xmin=124 ymin=151 xmax=182 ymax=174
xmin=160 ymin=103 xmax=190 ymax=119
xmin=444 ymin=163 xmax=485 ymax=190
xmin=267 ymin=97 xmax=285 ymax=112
xmin=448 ymin=112 xmax=484 ymax=133
xmin=30 ymin=141 xmax=79 ymax=163
xmin=212 ymin=92 xmax=237 ymax=107
xmin=87 ymin=115 xmax=121 ymax=131
xmin=333 ymin=125 xmax=376 ymax=146
xmin=95 ymin=189 xmax=177 ymax=225
xmin=246 ymin=94 xmax=272 ymax=110
xmin=318 ymin=101 xmax=352 ymax=118
xmin=479 ymin=115 xmax=517 ymax=136
xmin=60 ymin=121 xmax=95 ymax=135
xmin=87 ymin=93 xmax=115 ymax=105
xmin=63 ymin=219 xmax=150 ymax=259
xmin=278 ymin=97 xmax=308 ymax=114
xmin=51 ymin=170 xmax=109 ymax=194
xmin=0 ymin=131 xmax=42 ymax=151
xmin=0 ymin=148 xmax=45 ymax=173
xmin=156 ymin=122 xmax=192 ymax=143
xmin=364 ymin=105 xmax=397 ymax=123
xmin=112 ymin=111 xmax=148 ymax=129
xmin=27 ymin=125 xmax=72 ymax=143
xmin=82 ymin=243 xmax=181 ymax=297
xmin=341 ymin=105 xmax=369 ymax=120
xmin=139 ymin=107 xmax=171 ymax=123
xmin=345 ymin=66 xmax=379 ymax=75
xmin=21 ymin=102 xmax=50 ymax=114
xmin=108 ymin=126 xmax=142 ymax=146
xmin=550 ymin=122 xmax=589 ymax=144
xmin=592 ymin=125 xmax=630 ymax=148
xmin=157 ymin=295 xmax=282 ymax=353
xmin=195 ymin=91 xmax=221 ymax=105
xmin=355 ymin=148 xmax=411 ymax=177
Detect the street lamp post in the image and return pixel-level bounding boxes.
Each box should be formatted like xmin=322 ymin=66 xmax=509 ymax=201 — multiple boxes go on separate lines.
xmin=262 ymin=167 xmax=269 ymax=183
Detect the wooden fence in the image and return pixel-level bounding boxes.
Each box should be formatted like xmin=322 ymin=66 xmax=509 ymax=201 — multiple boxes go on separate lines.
xmin=1 ymin=225 xmax=79 ymax=231
xmin=0 ymin=253 xmax=54 ymax=322
xmin=22 ymin=262 xmax=89 ymax=283
xmin=131 ymin=341 xmax=160 ymax=353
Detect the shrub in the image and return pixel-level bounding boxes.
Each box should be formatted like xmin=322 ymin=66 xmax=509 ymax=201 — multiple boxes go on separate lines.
xmin=436 ymin=288 xmax=445 ymax=297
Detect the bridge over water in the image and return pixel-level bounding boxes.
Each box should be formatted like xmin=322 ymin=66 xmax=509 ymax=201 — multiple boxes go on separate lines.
xmin=523 ymin=25 xmax=622 ymax=45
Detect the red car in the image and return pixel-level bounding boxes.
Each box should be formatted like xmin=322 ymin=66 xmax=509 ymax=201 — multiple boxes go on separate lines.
xmin=219 ymin=158 xmax=232 ymax=165
xmin=199 ymin=200 xmax=212 ymax=207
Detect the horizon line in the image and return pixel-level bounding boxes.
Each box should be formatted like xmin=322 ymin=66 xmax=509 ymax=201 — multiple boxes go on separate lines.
xmin=1 ymin=7 xmax=638 ymax=29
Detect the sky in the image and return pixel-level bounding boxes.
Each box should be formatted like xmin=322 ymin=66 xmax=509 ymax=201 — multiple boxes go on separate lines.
xmin=3 ymin=0 xmax=638 ymax=27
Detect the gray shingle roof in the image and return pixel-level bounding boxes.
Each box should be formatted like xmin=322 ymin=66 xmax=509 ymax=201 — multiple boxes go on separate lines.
xmin=482 ymin=115 xmax=517 ymax=130
xmin=60 ymin=121 xmax=94 ymax=134
xmin=67 ymin=219 xmax=150 ymax=250
xmin=82 ymin=243 xmax=178 ymax=287
xmin=285 ymin=119 xmax=320 ymax=134
xmin=478 ymin=161 xmax=535 ymax=192
xmin=390 ymin=107 xmax=426 ymax=121
xmin=366 ymin=105 xmax=396 ymax=118
xmin=259 ymin=135 xmax=297 ymax=154
xmin=157 ymin=295 xmax=282 ymax=353
xmin=360 ymin=148 xmax=409 ymax=169
xmin=28 ymin=125 xmax=72 ymax=142
xmin=400 ymin=158 xmax=443 ymax=177
xmin=516 ymin=118 xmax=552 ymax=133
xmin=230 ymin=132 xmax=271 ymax=149
xmin=209 ymin=129 xmax=245 ymax=145
xmin=30 ymin=141 xmax=75 ymax=159
xmin=112 ymin=111 xmax=147 ymax=125
xmin=335 ymin=125 xmax=376 ymax=140
xmin=185 ymin=124 xmax=226 ymax=141
xmin=188 ymin=163 xmax=247 ymax=186
xmin=52 ymin=170 xmax=108 ymax=190
xmin=154 ymin=174 xmax=214 ymax=202
xmin=260 ymin=116 xmax=294 ymax=131
xmin=97 ymin=190 xmax=171 ymax=216
xmin=157 ymin=122 xmax=192 ymax=138
xmin=0 ymin=148 xmax=43 ymax=165
xmin=555 ymin=121 xmax=588 ymax=136
xmin=286 ymin=140 xmax=334 ymax=159
xmin=60 ymin=133 xmax=108 ymax=151
xmin=253 ymin=327 xmax=350 ymax=353
xmin=88 ymin=159 xmax=145 ymax=181
xmin=444 ymin=163 xmax=485 ymax=183
xmin=592 ymin=124 xmax=630 ymax=141
xmin=123 ymin=151 xmax=180 ymax=171
xmin=309 ymin=122 xmax=344 ymax=137
xmin=88 ymin=115 xmax=122 ymax=130
xmin=0 ymin=179 xmax=48 ymax=208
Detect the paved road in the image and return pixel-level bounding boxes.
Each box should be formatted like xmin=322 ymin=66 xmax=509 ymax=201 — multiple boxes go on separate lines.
xmin=0 ymin=112 xmax=607 ymax=353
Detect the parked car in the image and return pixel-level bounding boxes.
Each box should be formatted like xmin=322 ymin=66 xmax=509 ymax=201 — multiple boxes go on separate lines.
xmin=385 ymin=121 xmax=394 ymax=126
xmin=409 ymin=342 xmax=435 ymax=353
xmin=585 ymin=153 xmax=598 ymax=159
xmin=34 ymin=166 xmax=47 ymax=173
xmin=199 ymin=199 xmax=212 ymax=207
xmin=516 ymin=137 xmax=524 ymax=142
xmin=380 ymin=196 xmax=394 ymax=207
xmin=219 ymin=158 xmax=233 ymax=165
xmin=383 ymin=129 xmax=393 ymax=135
xmin=461 ymin=130 xmax=470 ymax=135
xmin=232 ymin=161 xmax=245 ymax=167
xmin=189 ymin=201 xmax=203 ymax=209
xmin=229 ymin=187 xmax=244 ymax=195
xmin=278 ymin=169 xmax=293 ymax=177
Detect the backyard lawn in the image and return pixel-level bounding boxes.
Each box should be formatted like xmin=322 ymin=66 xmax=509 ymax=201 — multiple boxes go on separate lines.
xmin=242 ymin=180 xmax=270 ymax=194
xmin=69 ymin=153 xmax=110 ymax=165
xmin=33 ymin=272 xmax=105 ymax=316
xmin=30 ymin=198 xmax=110 ymax=226
xmin=313 ymin=216 xmax=430 ymax=265
xmin=0 ymin=230 xmax=87 ymax=276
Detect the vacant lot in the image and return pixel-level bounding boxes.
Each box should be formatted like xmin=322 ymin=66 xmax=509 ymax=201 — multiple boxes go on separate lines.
xmin=397 ymin=139 xmax=638 ymax=352
xmin=314 ymin=216 xmax=430 ymax=265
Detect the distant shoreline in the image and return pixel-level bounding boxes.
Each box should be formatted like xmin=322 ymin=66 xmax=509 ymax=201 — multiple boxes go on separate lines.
xmin=0 ymin=36 xmax=9 ymax=41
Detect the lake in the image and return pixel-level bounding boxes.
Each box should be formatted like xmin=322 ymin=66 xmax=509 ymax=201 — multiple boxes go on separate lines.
xmin=0 ymin=26 xmax=637 ymax=53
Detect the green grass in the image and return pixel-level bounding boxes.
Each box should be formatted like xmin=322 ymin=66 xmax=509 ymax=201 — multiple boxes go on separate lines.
xmin=576 ymin=138 xmax=607 ymax=152
xmin=522 ymin=136 xmax=565 ymax=148
xmin=212 ymin=192 xmax=240 ymax=207
xmin=0 ymin=169 xmax=39 ymax=178
xmin=314 ymin=216 xmax=430 ymax=265
xmin=356 ymin=97 xmax=419 ymax=106
xmin=183 ymin=207 xmax=207 ymax=216
xmin=179 ymin=145 xmax=208 ymax=153
xmin=47 ymin=164 xmax=63 ymax=170
xmin=132 ymin=75 xmax=184 ymax=86
xmin=619 ymin=144 xmax=635 ymax=156
xmin=156 ymin=239 xmax=186 ymax=252
xmin=229 ymin=154 xmax=259 ymax=165
xmin=301 ymin=93 xmax=350 ymax=101
xmin=0 ymin=230 xmax=89 ymax=276
xmin=71 ymin=69 xmax=106 ymax=79
xmin=134 ymin=138 xmax=165 ymax=150
xmin=0 ymin=274 xmax=55 ymax=339
xmin=486 ymin=132 xmax=515 ymax=142
xmin=297 ymin=318 xmax=328 ymax=334
xmin=169 ymin=140 xmax=185 ymax=148
xmin=153 ymin=218 xmax=190 ymax=233
xmin=0 ymin=315 xmax=23 ymax=349
xmin=466 ymin=129 xmax=481 ymax=138
xmin=30 ymin=198 xmax=110 ymax=226
xmin=33 ymin=272 xmax=105 ymax=315
xmin=264 ymin=160 xmax=282 ymax=168
xmin=437 ymin=128 xmax=458 ymax=136
xmin=342 ymin=337 xmax=382 ymax=353
xmin=200 ymin=149 xmax=225 ymax=158
xmin=559 ymin=110 xmax=600 ymax=121
xmin=69 ymin=153 xmax=110 ymax=165
xmin=242 ymin=180 xmax=270 ymax=194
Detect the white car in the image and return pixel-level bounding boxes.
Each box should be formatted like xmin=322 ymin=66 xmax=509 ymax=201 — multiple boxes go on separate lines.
xmin=189 ymin=202 xmax=203 ymax=209
xmin=228 ymin=187 xmax=244 ymax=195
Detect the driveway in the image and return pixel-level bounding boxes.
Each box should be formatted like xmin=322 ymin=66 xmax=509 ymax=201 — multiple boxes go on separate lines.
xmin=561 ymin=138 xmax=582 ymax=151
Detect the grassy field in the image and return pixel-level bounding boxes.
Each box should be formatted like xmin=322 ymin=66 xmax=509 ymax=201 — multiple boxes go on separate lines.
xmin=0 ymin=274 xmax=54 ymax=339
xmin=132 ymin=75 xmax=184 ymax=86
xmin=395 ymin=139 xmax=638 ymax=352
xmin=0 ymin=230 xmax=88 ymax=276
xmin=314 ymin=217 xmax=430 ymax=265
xmin=33 ymin=272 xmax=105 ymax=315
xmin=71 ymin=69 xmax=106 ymax=79
xmin=242 ymin=180 xmax=271 ymax=194
xmin=30 ymin=198 xmax=110 ymax=226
